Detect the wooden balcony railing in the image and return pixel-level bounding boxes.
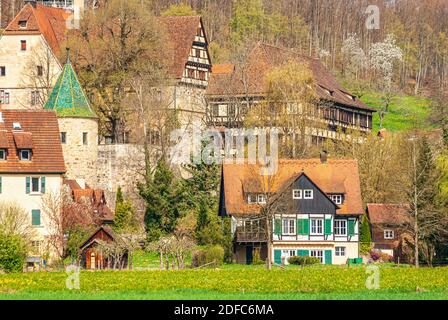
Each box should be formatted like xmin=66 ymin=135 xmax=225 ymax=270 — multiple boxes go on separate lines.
xmin=235 ymin=231 xmax=267 ymax=242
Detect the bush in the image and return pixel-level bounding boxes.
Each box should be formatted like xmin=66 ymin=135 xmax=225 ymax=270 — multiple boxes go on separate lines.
xmin=288 ymin=255 xmax=321 ymax=266
xmin=191 ymin=245 xmax=224 ymax=267
xmin=0 ymin=233 xmax=26 ymax=273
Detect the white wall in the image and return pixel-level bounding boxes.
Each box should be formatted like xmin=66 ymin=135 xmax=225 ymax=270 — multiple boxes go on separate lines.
xmin=0 ymin=34 xmax=62 ymax=108
xmin=0 ymin=174 xmax=63 ymax=240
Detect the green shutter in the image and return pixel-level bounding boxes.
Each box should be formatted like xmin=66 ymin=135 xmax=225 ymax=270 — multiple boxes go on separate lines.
xmin=298 ymin=249 xmax=309 ymax=257
xmin=0 ymin=176 xmax=2 ymax=193
xmin=348 ymin=219 xmax=356 ymax=236
xmin=26 ymin=177 xmax=30 ymax=194
xmin=40 ymin=177 xmax=46 ymax=194
xmin=324 ymin=218 xmax=332 ymax=235
xmin=31 ymin=210 xmax=41 ymax=226
xmin=298 ymin=219 xmax=309 ymax=235
xmin=325 ymin=250 xmax=332 ymax=264
xmin=274 ymin=249 xmax=282 ymax=264
xmin=274 ymin=219 xmax=281 ymax=236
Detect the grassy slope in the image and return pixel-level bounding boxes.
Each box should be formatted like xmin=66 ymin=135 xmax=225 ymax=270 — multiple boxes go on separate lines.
xmin=1 ymin=264 xmax=447 ymax=300
xmin=359 ymin=93 xmax=432 ymax=133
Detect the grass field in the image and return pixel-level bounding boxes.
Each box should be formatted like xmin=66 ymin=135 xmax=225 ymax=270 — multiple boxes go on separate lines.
xmin=1 ymin=264 xmax=447 ymax=300
xmin=359 ymin=92 xmax=433 ymax=132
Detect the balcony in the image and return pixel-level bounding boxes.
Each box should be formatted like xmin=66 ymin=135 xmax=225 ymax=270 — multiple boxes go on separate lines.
xmin=235 ymin=229 xmax=267 ymax=243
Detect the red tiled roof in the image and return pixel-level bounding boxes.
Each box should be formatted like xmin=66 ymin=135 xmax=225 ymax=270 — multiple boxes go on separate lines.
xmin=222 ymin=159 xmax=364 ymax=216
xmin=4 ymin=3 xmax=69 ymax=53
xmin=0 ymin=110 xmax=65 ymax=173
xmin=13 ymin=131 xmax=33 ymax=149
xmin=0 ymin=131 xmax=8 ymax=149
xmin=157 ymin=16 xmax=209 ymax=79
xmin=212 ymin=64 xmax=235 ymax=74
xmin=367 ymin=204 xmax=411 ymax=225
xmin=207 ymin=43 xmax=375 ymax=111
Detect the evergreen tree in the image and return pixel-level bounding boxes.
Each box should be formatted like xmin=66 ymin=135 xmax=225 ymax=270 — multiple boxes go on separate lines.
xmin=359 ymin=215 xmax=372 ymax=254
xmin=113 ymin=186 xmax=137 ymax=232
xmin=138 ymin=160 xmax=183 ymax=241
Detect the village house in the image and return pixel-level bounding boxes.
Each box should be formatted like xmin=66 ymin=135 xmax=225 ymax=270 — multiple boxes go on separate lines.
xmin=0 ymin=109 xmax=66 ymax=263
xmin=206 ymin=43 xmax=375 ymax=146
xmin=0 ymin=1 xmax=69 ymax=109
xmin=366 ymin=203 xmax=412 ymax=263
xmin=219 ymin=156 xmax=364 ymax=265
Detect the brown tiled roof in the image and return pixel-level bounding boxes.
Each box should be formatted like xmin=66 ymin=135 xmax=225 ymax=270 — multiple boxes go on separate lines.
xmin=0 ymin=131 xmax=8 ymax=149
xmin=207 ymin=43 xmax=375 ymax=111
xmin=13 ymin=131 xmax=33 ymax=149
xmin=0 ymin=110 xmax=65 ymax=173
xmin=157 ymin=16 xmax=209 ymax=79
xmin=222 ymin=159 xmax=364 ymax=216
xmin=4 ymin=3 xmax=69 ymax=53
xmin=367 ymin=204 xmax=411 ymax=225
xmin=64 ymin=179 xmax=114 ymax=222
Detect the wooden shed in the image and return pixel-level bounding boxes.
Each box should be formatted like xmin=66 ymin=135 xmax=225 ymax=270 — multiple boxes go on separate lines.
xmin=79 ymin=226 xmax=128 ymax=270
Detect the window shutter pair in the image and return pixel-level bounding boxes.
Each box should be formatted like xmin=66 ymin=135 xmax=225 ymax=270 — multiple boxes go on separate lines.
xmin=297 ymin=249 xmax=309 ymax=257
xmin=297 ymin=219 xmax=309 ymax=235
xmin=324 ymin=218 xmax=332 ymax=235
xmin=325 ymin=250 xmax=332 ymax=264
xmin=31 ymin=210 xmax=41 ymax=226
xmin=25 ymin=176 xmax=45 ymax=194
xmin=274 ymin=249 xmax=282 ymax=264
xmin=348 ymin=219 xmax=356 ymax=236
xmin=274 ymin=219 xmax=281 ymax=236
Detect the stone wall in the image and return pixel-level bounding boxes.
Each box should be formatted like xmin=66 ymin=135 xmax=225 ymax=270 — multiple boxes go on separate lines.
xmin=59 ymin=117 xmax=98 ymax=186
xmin=95 ymin=143 xmax=145 ymax=209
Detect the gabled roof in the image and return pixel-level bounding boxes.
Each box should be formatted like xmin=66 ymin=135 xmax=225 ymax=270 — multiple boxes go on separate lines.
xmin=157 ymin=16 xmax=211 ymax=79
xmin=79 ymin=226 xmax=115 ymax=250
xmin=221 ymin=159 xmax=364 ymax=216
xmin=0 ymin=110 xmax=65 ymax=174
xmin=367 ymin=203 xmax=411 ymax=225
xmin=4 ymin=3 xmax=70 ymax=53
xmin=44 ymin=56 xmax=97 ymax=118
xmin=207 ymin=43 xmax=375 ymax=112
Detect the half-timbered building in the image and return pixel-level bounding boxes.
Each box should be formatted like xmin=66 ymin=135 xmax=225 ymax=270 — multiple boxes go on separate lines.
xmin=219 ymin=156 xmax=364 ymax=265
xmin=206 ymin=43 xmax=375 ymax=145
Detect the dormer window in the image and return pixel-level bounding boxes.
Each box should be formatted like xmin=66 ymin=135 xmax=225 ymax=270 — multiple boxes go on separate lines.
xmin=20 ymin=149 xmax=31 ymax=161
xmin=247 ymin=194 xmax=257 ymax=204
xmin=19 ymin=20 xmax=27 ymax=28
xmin=0 ymin=149 xmax=6 ymax=160
xmin=330 ymin=194 xmax=343 ymax=205
xmin=257 ymin=194 xmax=266 ymax=204
xmin=247 ymin=193 xmax=267 ymax=204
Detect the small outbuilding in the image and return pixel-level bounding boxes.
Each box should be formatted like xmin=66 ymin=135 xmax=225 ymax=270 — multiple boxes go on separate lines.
xmin=79 ymin=226 xmax=129 ymax=270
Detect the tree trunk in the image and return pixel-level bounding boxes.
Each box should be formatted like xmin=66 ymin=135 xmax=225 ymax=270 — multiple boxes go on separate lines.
xmin=265 ymin=215 xmax=272 ymax=270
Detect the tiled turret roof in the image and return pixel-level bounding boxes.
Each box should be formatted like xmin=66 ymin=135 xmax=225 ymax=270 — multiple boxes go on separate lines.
xmin=44 ymin=52 xmax=96 ymax=118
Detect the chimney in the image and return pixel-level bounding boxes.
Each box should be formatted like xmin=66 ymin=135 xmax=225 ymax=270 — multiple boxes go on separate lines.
xmin=320 ymin=150 xmax=328 ymax=164
xmin=24 ymin=0 xmax=36 ymax=8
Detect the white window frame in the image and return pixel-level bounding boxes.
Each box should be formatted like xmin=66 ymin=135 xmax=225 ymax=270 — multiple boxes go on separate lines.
xmin=384 ymin=230 xmax=394 ymax=239
xmin=331 ymin=194 xmax=343 ymax=205
xmin=30 ymin=177 xmax=41 ymax=194
xmin=310 ymin=250 xmax=324 ymax=263
xmin=247 ymin=194 xmax=256 ymax=204
xmin=304 ymin=189 xmax=313 ymax=199
xmin=20 ymin=149 xmax=31 ymax=161
xmin=292 ymin=189 xmax=302 ymax=199
xmin=310 ymin=218 xmax=323 ymax=235
xmin=282 ymin=218 xmax=296 ymax=235
xmin=257 ymin=194 xmax=266 ymax=204
xmin=0 ymin=149 xmax=6 ymax=160
xmin=335 ymin=246 xmax=346 ymax=256
xmin=334 ymin=219 xmax=347 ymax=236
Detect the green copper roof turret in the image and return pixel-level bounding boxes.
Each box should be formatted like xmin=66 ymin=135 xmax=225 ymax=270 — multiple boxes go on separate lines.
xmin=44 ymin=48 xmax=97 ymax=118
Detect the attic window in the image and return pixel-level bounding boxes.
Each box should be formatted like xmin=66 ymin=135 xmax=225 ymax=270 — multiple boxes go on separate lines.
xmin=0 ymin=149 xmax=6 ymax=160
xmin=20 ymin=149 xmax=31 ymax=161
xmin=19 ymin=20 xmax=27 ymax=28
xmin=13 ymin=123 xmax=21 ymax=130
xmin=330 ymin=194 xmax=343 ymax=205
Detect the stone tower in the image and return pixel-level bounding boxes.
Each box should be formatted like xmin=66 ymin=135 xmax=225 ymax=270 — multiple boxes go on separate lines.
xmin=44 ymin=51 xmax=98 ymax=187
